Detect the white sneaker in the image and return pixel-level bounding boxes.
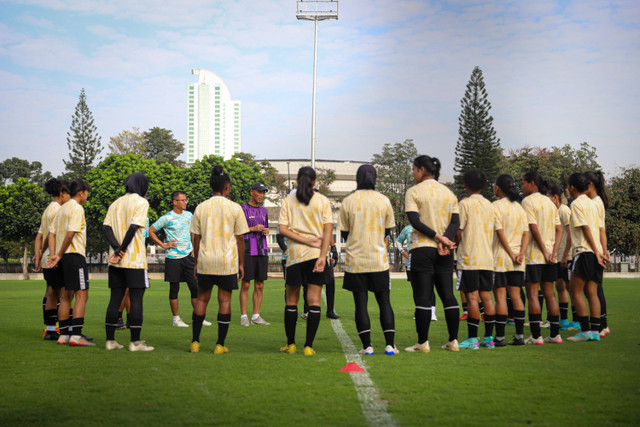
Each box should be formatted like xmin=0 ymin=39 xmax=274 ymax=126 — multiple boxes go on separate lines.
xmin=405 ymin=342 xmax=430 ymax=353
xmin=129 ymin=340 xmax=155 ymax=352
xmin=240 ymin=317 xmax=250 ymax=327
xmin=358 ymin=346 xmax=374 ymax=356
xmin=57 ymin=335 xmax=70 ymax=345
xmin=202 ymin=319 xmax=212 ymax=326
xmin=301 ymin=312 xmax=308 ymax=320
xmin=384 ymin=345 xmax=399 ymax=355
xmin=441 ymin=339 xmax=460 ymax=352
xmin=68 ymin=335 xmax=96 ymax=347
xmin=251 ymin=316 xmax=270 ymax=326
xmin=173 ymin=318 xmax=189 ymax=327
xmin=543 ymin=334 xmax=563 ymax=344
xmin=105 ymin=340 xmax=124 ymax=350
xmin=524 ymin=336 xmax=544 ymax=345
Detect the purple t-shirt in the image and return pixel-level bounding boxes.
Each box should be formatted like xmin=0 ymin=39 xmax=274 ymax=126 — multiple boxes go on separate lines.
xmin=242 ymin=203 xmax=269 ymax=256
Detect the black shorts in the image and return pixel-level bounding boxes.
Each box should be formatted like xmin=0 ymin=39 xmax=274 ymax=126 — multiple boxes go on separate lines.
xmin=571 ymin=252 xmax=604 ymax=285
xmin=165 ymin=256 xmax=197 ymax=284
xmin=198 ymin=274 xmax=238 ymax=291
xmin=343 ymin=270 xmax=390 ymax=293
xmin=406 ymin=269 xmax=412 ymax=282
xmin=285 ymin=259 xmax=327 ymax=288
xmin=61 ymin=254 xmax=89 ymax=291
xmin=243 ymin=255 xmax=268 ymax=282
xmin=43 ymin=267 xmax=65 ymax=289
xmin=495 ymin=271 xmax=525 ymax=288
xmin=556 ymin=262 xmax=570 ymax=282
xmin=459 ymin=270 xmax=493 ymax=292
xmin=525 ymin=264 xmax=557 ymax=284
xmin=109 ymin=266 xmax=149 ymax=289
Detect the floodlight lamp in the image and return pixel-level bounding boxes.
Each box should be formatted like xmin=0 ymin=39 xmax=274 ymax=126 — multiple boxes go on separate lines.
xmin=296 ymin=0 xmax=338 ymax=21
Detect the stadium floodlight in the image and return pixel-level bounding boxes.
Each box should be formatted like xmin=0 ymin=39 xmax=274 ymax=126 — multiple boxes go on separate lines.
xmin=296 ymin=0 xmax=338 ymax=169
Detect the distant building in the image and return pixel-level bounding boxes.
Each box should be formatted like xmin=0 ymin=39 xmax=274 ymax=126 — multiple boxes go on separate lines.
xmin=187 ymin=69 xmax=241 ymax=163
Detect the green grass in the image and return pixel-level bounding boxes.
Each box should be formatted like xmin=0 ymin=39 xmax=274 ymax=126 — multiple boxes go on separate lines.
xmin=0 ymin=278 xmax=639 ymax=426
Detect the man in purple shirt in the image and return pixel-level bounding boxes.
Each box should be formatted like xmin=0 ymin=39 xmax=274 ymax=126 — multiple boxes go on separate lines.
xmin=240 ymin=182 xmax=270 ymax=326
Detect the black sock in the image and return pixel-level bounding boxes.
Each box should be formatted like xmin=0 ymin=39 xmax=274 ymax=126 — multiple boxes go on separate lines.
xmin=495 ymin=314 xmax=507 ymax=339
xmin=597 ymin=283 xmax=607 ymax=330
xmin=514 ymin=310 xmax=525 ymax=337
xmin=467 ymin=317 xmax=479 ymax=339
xmin=71 ymin=317 xmax=84 ymax=337
xmin=571 ymin=305 xmax=578 ymax=322
xmin=602 ymin=314 xmax=608 ymax=330
xmin=589 ymin=316 xmax=600 ymax=333
xmin=42 ymin=297 xmax=47 ymax=324
xmin=462 ymin=301 xmax=468 ymax=313
xmin=549 ymin=314 xmax=560 ymax=337
xmin=304 ymin=306 xmax=321 ymax=348
xmin=358 ymin=330 xmax=371 ymax=348
xmin=59 ymin=318 xmax=70 ymax=336
xmin=444 ymin=306 xmax=460 ymax=342
xmin=45 ymin=309 xmax=57 ymax=328
xmin=506 ymin=294 xmax=514 ymax=319
xmin=217 ymin=313 xmax=231 ymax=346
xmin=192 ymin=312 xmax=205 ymax=343
xmin=484 ymin=314 xmax=495 ymax=338
xmin=415 ymin=307 xmax=431 ymax=343
xmin=69 ymin=308 xmax=73 ymax=320
xmin=529 ymin=313 xmax=541 ymax=338
xmin=538 ymin=294 xmax=544 ymax=313
xmin=559 ymin=303 xmax=569 ymax=320
xmin=578 ymin=315 xmax=589 ymax=332
xmin=285 ymin=305 xmax=297 ymax=345
xmin=479 ymin=302 xmax=485 ymax=316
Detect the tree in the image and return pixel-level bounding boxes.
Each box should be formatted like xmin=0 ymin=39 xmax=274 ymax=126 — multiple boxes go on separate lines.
xmin=372 ymin=139 xmax=418 ymax=233
xmin=316 ymin=168 xmax=336 ymax=197
xmin=0 ymin=157 xmax=52 ymax=187
xmin=454 ymin=66 xmax=502 ymax=199
xmin=501 ymin=142 xmax=601 ymax=189
xmin=64 ymin=88 xmax=103 ymax=179
xmin=108 ymin=127 xmax=146 ymax=156
xmin=0 ymin=179 xmax=49 ymax=278
xmin=606 ymin=167 xmax=640 ymax=258
xmin=144 ymin=127 xmax=185 ymax=167
xmin=231 ymin=152 xmax=289 ymax=204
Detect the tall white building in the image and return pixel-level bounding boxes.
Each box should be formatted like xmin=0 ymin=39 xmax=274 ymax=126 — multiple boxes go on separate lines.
xmin=187 ymin=69 xmax=241 ymax=163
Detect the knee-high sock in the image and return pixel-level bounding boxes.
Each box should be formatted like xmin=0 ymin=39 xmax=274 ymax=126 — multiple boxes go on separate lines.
xmin=375 ymin=291 xmax=395 ymax=347
xmin=483 ymin=314 xmax=495 ymax=338
xmin=285 ymin=305 xmax=297 ymax=345
xmin=304 ymin=305 xmax=321 ymax=348
xmin=514 ymin=310 xmax=525 ymax=337
xmin=192 ymin=312 xmax=204 ymax=342
xmin=495 ymin=314 xmax=507 ymax=340
xmin=217 ymin=313 xmax=231 ymax=346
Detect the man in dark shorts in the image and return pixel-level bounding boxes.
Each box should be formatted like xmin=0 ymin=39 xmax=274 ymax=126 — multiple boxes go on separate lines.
xmin=240 ymin=183 xmax=270 ymax=326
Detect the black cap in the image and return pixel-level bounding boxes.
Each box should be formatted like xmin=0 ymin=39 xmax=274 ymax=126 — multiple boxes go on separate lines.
xmin=251 ymin=182 xmax=268 ymax=192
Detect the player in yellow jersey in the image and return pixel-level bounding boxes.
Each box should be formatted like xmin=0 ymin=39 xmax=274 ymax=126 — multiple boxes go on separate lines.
xmin=456 ymin=170 xmax=496 ymax=350
xmin=566 ymin=173 xmax=605 ymax=342
xmin=521 ymin=172 xmax=562 ymax=345
xmin=189 ymin=165 xmax=249 ymax=354
xmin=102 ymin=173 xmax=153 ymax=352
xmin=585 ymin=171 xmax=611 ymax=337
xmin=46 ymin=179 xmax=93 ymax=347
xmin=278 ymin=167 xmax=333 ymax=356
xmin=547 ymin=184 xmax=574 ymax=330
xmin=339 ymin=165 xmax=397 ymax=355
xmin=492 ymin=174 xmax=530 ymax=346
xmin=404 ymin=155 xmax=458 ymax=353
xmin=33 ymin=178 xmax=70 ymax=341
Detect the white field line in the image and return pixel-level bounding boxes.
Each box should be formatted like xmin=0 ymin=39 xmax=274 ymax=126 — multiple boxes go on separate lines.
xmin=323 ymin=291 xmax=396 ymax=426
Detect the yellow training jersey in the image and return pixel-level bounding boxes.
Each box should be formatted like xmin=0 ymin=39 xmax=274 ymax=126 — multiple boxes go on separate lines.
xmin=592 ymin=196 xmax=605 ymax=230
xmin=569 ymin=194 xmax=603 ymax=257
xmin=278 ymin=192 xmax=333 ymax=267
xmin=521 ymin=192 xmax=560 ymax=265
xmin=51 ymin=199 xmax=86 ymax=257
xmin=38 ymin=201 xmax=61 ymax=265
xmin=404 ymin=179 xmax=458 ymax=250
xmin=458 ymin=194 xmax=494 ymax=271
xmin=339 ymin=190 xmax=395 ymax=273
xmin=103 ymin=193 xmax=150 ymax=269
xmin=190 ymin=196 xmax=249 ymax=275
xmin=557 ymin=204 xmax=571 ymax=260
xmin=492 ymin=197 xmax=527 ymax=272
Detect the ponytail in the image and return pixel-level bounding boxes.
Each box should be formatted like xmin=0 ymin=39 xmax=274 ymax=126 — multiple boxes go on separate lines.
xmin=413 ymin=155 xmax=441 ymax=181
xmin=585 ymin=171 xmax=609 ymax=210
xmin=296 ymin=166 xmax=316 ymax=205
xmin=495 ymin=174 xmax=519 ymax=202
xmin=209 ymin=164 xmax=230 ymax=193
xmin=568 ymin=173 xmax=590 ymax=193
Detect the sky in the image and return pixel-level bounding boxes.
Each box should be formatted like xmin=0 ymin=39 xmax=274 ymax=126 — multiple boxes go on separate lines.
xmin=1 ymin=0 xmax=639 ymax=179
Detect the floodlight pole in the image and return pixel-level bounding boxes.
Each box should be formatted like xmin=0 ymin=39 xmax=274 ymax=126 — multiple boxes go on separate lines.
xmin=311 ymin=18 xmax=318 ymax=169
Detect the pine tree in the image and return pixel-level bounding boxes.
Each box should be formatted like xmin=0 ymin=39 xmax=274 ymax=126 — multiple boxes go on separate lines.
xmin=453 ymin=66 xmax=502 ymax=199
xmin=64 ymin=88 xmax=103 ymax=178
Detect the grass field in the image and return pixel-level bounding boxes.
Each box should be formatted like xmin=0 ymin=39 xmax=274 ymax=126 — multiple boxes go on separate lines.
xmin=1 ymin=278 xmax=639 ymax=426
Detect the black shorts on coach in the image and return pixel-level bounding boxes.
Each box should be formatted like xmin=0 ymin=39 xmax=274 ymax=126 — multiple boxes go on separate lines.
xmin=198 ymin=274 xmax=238 ymax=291
xmin=165 ymin=256 xmax=197 ymax=284
xmin=243 ymin=255 xmax=268 ymax=282
xmin=459 ymin=270 xmax=493 ymax=292
xmin=343 ymin=270 xmax=390 ymax=293
xmin=525 ymin=264 xmax=557 ymax=283
xmin=109 ymin=266 xmax=149 ymax=289
xmin=61 ymin=253 xmax=89 ymax=291
xmin=285 ymin=258 xmax=327 ymax=288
